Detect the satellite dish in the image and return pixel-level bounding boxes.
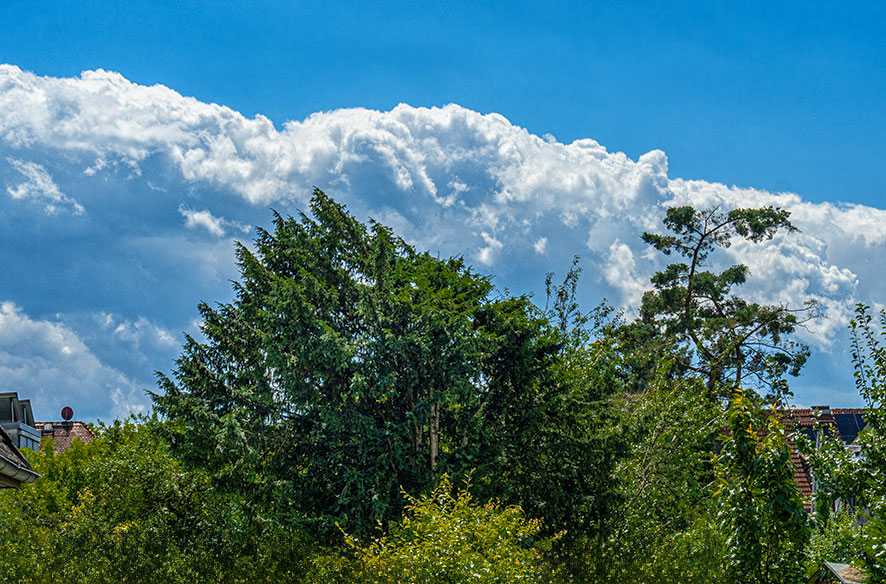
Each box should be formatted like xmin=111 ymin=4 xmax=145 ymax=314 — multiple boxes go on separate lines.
xmin=61 ymin=406 xmax=73 ymax=421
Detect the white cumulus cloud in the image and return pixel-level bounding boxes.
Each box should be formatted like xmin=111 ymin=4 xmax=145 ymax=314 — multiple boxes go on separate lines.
xmin=1 ymin=65 xmax=884 ymax=409
xmin=179 ymin=206 xmax=226 ymax=236
xmin=0 ymin=302 xmax=147 ymax=419
xmin=477 ymin=232 xmax=504 ymax=266
xmin=2 ymin=64 xmax=881 ymax=348
xmin=99 ymin=312 xmax=178 ymax=350
xmin=6 ymin=157 xmax=84 ymax=214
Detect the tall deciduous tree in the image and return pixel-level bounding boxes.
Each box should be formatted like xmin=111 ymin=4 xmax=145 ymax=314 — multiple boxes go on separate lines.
xmin=846 ymin=304 xmax=886 ymax=581
xmin=154 ymin=189 xmax=620 ymax=540
xmin=714 ymin=392 xmax=810 ymax=584
xmin=801 ymin=305 xmax=886 ymax=583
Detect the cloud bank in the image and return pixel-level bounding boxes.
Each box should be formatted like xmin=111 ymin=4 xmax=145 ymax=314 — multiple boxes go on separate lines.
xmin=0 ymin=302 xmax=147 ymax=420
xmin=1 ymin=64 xmax=883 ymax=416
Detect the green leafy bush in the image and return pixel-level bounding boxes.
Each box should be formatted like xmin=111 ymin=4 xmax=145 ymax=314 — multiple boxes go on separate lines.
xmin=715 ymin=393 xmax=809 ymax=584
xmin=805 ymin=512 xmax=863 ymax=573
xmin=0 ymin=418 xmax=313 ymax=583
xmin=634 ymin=517 xmax=727 ymax=584
xmin=316 ymin=474 xmax=558 ymax=584
xmin=597 ymin=373 xmax=725 ymax=583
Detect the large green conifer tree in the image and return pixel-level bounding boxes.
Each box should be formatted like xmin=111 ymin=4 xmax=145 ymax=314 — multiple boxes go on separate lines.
xmin=154 ymin=189 xmax=621 ymax=541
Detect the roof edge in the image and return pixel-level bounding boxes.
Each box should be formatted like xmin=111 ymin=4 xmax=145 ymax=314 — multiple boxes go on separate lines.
xmin=0 ymin=452 xmax=39 ymax=484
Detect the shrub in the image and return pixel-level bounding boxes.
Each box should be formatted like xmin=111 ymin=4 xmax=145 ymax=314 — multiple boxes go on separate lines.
xmin=319 ymin=474 xmax=558 ymax=584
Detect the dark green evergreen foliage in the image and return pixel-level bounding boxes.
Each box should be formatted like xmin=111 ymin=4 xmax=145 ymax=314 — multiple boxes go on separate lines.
xmin=628 ymin=205 xmax=812 ymax=402
xmin=154 ymin=189 xmax=621 ymax=540
xmin=714 ymin=392 xmax=810 ymax=584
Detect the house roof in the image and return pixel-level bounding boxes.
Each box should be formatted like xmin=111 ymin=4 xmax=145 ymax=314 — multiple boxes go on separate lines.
xmin=784 ymin=408 xmax=867 ymax=445
xmin=35 ymin=420 xmax=96 ymax=453
xmin=0 ymin=391 xmax=35 ymax=426
xmin=722 ymin=407 xmax=864 ymax=510
xmin=0 ymin=424 xmax=39 ymax=487
xmin=807 ymin=562 xmax=866 ymax=584
xmin=832 ymin=409 xmax=868 ymax=445
xmin=780 ymin=408 xmax=867 ymax=511
xmin=788 ymin=436 xmax=813 ymax=501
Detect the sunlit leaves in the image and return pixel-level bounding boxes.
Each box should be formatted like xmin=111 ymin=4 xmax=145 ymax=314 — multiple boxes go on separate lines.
xmin=714 ymin=391 xmax=809 ymax=584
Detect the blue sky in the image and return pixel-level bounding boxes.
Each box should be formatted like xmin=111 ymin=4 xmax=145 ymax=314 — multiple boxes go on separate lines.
xmin=6 ymin=1 xmax=885 ymax=204
xmin=0 ymin=1 xmax=884 ymax=419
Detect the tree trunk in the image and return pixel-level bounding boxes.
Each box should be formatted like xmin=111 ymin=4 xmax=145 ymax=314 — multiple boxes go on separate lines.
xmin=429 ymin=387 xmax=439 ymax=472
xmin=407 ymin=384 xmax=419 ymax=469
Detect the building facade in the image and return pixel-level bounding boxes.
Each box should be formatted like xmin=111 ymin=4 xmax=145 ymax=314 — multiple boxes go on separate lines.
xmin=0 ymin=392 xmax=41 ymax=450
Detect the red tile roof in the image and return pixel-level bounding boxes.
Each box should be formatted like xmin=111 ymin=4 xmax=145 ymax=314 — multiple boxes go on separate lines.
xmin=779 ymin=408 xmax=867 ymax=511
xmin=34 ymin=421 xmax=96 ymax=453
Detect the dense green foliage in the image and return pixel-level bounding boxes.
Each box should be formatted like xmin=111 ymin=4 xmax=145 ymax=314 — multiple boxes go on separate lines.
xmin=804 ymin=511 xmax=864 ymax=572
xmin=600 ymin=371 xmax=726 ymax=582
xmin=714 ymin=393 xmax=809 ymax=584
xmin=601 ymin=204 xmax=813 ymax=584
xmin=6 ymin=194 xmax=883 ymax=583
xmin=0 ymin=419 xmax=312 ymax=582
xmin=847 ymin=305 xmax=886 ymax=581
xmin=796 ymin=305 xmax=886 ymax=581
xmin=154 ymin=189 xmax=621 ymax=542
xmin=312 ymin=474 xmax=558 ymax=583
